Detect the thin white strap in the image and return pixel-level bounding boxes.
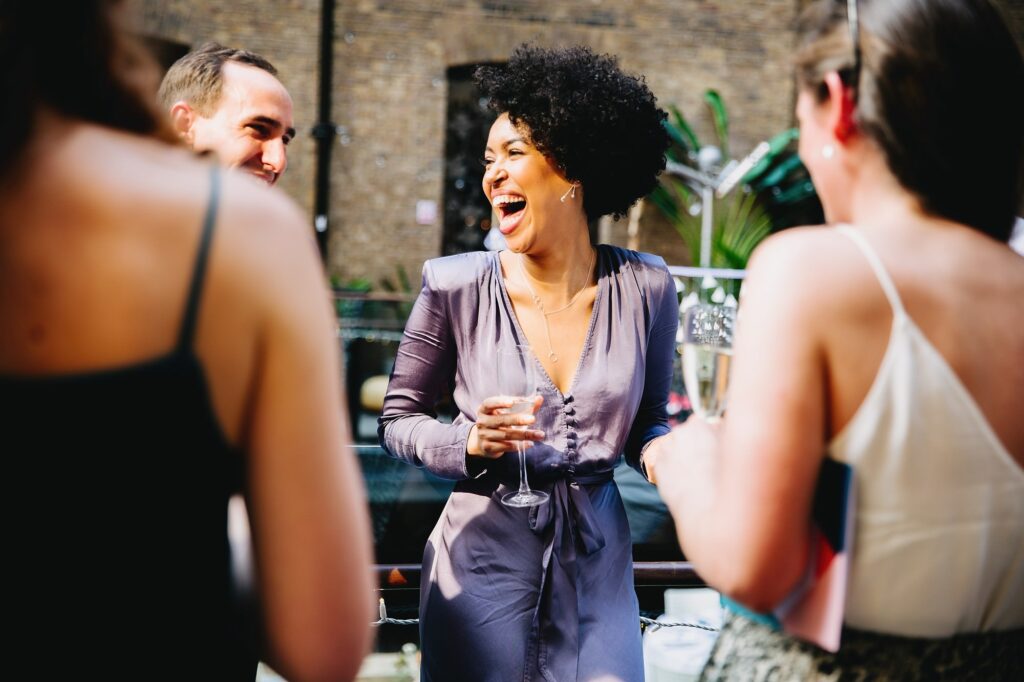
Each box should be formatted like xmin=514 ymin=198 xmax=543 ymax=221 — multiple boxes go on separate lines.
xmin=834 ymin=225 xmax=906 ymax=316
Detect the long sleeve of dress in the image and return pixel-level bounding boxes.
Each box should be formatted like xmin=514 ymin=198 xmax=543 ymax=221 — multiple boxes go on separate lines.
xmin=377 ymin=261 xmax=474 ymax=480
xmin=623 ymin=259 xmax=678 ymax=474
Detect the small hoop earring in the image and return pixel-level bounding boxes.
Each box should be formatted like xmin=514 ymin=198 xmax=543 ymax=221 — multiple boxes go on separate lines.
xmin=560 ymin=183 xmax=578 ymax=203
xmin=822 ymin=144 xmax=835 ymax=159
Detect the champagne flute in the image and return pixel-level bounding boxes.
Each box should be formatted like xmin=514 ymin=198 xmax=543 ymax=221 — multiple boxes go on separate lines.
xmin=497 ymin=345 xmax=548 ymax=507
xmin=681 ymin=304 xmax=736 ymax=422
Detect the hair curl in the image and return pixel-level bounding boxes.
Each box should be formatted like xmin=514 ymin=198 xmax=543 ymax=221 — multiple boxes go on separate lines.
xmin=475 ymin=44 xmax=669 ymax=221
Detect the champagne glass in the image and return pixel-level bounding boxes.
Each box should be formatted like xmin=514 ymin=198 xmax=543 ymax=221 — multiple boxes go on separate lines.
xmin=497 ymin=345 xmax=548 ymax=507
xmin=681 ymin=304 xmax=736 ymax=422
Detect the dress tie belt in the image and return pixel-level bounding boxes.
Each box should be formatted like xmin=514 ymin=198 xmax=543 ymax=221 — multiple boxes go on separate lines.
xmin=525 ymin=470 xmax=614 ymax=682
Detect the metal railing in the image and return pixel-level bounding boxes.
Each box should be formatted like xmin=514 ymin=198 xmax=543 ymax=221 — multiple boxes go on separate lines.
xmin=371 ymin=563 xmax=715 ymax=631
xmin=373 ymin=562 xmax=704 ymax=589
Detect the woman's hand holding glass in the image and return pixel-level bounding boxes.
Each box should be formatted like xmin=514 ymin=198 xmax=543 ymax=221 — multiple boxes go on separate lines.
xmin=466 ymin=345 xmax=550 ymax=506
xmin=467 ymin=395 xmax=545 ymax=458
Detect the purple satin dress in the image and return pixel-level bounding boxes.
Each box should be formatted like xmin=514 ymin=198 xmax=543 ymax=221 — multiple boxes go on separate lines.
xmin=379 ymin=245 xmax=678 ymax=682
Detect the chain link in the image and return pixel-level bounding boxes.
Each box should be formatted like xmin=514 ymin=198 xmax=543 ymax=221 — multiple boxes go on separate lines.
xmin=371 ymin=599 xmax=719 ymax=632
xmin=639 ymin=616 xmax=719 ymax=632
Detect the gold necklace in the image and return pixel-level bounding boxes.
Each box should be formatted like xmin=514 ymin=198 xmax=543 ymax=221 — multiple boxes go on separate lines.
xmin=517 ymin=247 xmax=597 ymax=363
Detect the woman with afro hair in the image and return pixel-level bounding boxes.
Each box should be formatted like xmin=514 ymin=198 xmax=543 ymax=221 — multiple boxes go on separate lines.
xmin=379 ymin=44 xmax=674 ymax=681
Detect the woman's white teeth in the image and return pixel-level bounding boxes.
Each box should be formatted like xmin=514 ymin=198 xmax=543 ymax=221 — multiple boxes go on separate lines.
xmin=494 ymin=195 xmax=527 ymax=215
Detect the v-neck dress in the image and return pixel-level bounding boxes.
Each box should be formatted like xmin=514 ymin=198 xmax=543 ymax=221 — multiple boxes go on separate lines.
xmin=379 ymin=244 xmax=678 ymax=682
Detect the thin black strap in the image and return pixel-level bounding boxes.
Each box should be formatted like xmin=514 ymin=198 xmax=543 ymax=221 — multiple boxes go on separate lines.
xmin=177 ymin=165 xmax=221 ymax=351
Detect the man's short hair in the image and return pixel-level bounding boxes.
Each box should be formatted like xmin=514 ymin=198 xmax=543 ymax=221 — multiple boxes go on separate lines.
xmin=157 ymin=42 xmax=278 ymax=116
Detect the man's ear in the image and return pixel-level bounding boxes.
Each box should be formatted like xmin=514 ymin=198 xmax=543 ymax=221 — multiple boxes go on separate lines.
xmin=822 ymin=71 xmax=857 ymax=143
xmin=168 ymin=101 xmax=197 ymax=145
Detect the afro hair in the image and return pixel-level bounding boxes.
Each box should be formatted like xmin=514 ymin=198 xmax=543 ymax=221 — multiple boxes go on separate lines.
xmin=475 ymin=44 xmax=669 ymax=221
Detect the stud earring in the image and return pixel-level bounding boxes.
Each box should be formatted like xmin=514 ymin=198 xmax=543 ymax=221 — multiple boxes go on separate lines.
xmin=822 ymin=144 xmax=836 ymax=159
xmin=560 ymin=183 xmax=578 ymax=203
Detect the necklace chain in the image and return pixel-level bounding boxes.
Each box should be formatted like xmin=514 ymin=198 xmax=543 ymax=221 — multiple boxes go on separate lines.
xmin=517 ymin=247 xmax=596 ymax=364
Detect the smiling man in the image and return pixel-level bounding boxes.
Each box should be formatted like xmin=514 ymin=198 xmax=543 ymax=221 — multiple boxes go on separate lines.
xmin=159 ymin=43 xmax=295 ymax=186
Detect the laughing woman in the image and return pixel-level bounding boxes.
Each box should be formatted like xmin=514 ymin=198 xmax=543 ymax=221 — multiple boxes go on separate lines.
xmin=379 ymin=45 xmax=673 ymax=682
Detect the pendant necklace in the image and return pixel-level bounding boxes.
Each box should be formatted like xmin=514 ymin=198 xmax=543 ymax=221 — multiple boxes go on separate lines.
xmin=517 ymin=247 xmax=597 ymax=364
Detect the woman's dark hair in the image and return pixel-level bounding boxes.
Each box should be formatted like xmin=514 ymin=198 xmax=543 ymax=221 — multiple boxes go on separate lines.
xmin=475 ymin=44 xmax=669 ymax=221
xmin=0 ymin=0 xmax=173 ymax=177
xmin=795 ymin=0 xmax=1024 ymax=241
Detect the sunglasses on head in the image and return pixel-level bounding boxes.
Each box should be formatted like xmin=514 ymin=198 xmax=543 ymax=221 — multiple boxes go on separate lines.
xmin=847 ymin=0 xmax=861 ymax=97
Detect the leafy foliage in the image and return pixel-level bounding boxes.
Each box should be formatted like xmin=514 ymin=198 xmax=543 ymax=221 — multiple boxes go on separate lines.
xmin=651 ymin=91 xmax=822 ymax=269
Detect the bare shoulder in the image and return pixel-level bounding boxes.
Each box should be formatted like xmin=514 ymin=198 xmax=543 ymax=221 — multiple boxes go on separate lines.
xmin=99 ymin=132 xmax=322 ymax=320
xmin=203 ymin=173 xmax=324 ymax=324
xmin=103 ymin=129 xmax=307 ymax=238
xmin=743 ymin=226 xmax=870 ymax=311
xmin=749 ymin=226 xmax=858 ymax=273
xmin=132 ymin=138 xmax=308 ymax=247
xmin=216 ymin=172 xmax=311 ymax=257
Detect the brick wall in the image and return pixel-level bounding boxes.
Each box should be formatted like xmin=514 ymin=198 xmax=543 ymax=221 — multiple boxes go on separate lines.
xmin=328 ymin=0 xmax=800 ymax=283
xmin=132 ymin=0 xmax=802 ymax=283
xmin=134 ymin=1 xmax=1023 ymax=283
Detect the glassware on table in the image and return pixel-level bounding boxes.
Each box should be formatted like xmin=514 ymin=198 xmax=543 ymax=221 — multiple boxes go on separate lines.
xmin=496 ymin=345 xmax=548 ymax=507
xmin=681 ymin=304 xmax=736 ymax=422
xmin=672 ymin=265 xmax=744 ymax=310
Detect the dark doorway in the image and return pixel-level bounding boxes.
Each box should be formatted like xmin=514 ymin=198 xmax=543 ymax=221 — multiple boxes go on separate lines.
xmin=440 ymin=63 xmax=500 ymax=256
xmin=139 ymin=35 xmax=190 ymax=75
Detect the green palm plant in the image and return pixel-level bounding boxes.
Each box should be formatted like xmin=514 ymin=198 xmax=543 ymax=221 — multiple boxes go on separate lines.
xmin=649 ymin=90 xmax=821 ymax=270
xmin=693 ymin=193 xmax=771 ymax=270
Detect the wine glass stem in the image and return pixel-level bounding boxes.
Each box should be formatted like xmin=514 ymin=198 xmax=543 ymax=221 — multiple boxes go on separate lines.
xmin=516 ymin=442 xmax=531 ymax=495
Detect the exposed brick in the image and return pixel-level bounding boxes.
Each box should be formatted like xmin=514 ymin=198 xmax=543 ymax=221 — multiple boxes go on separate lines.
xmin=134 ymin=0 xmax=1022 ymax=283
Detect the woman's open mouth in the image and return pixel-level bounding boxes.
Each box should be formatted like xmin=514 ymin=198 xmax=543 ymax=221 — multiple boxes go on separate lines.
xmin=493 ymin=194 xmax=527 ymax=234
